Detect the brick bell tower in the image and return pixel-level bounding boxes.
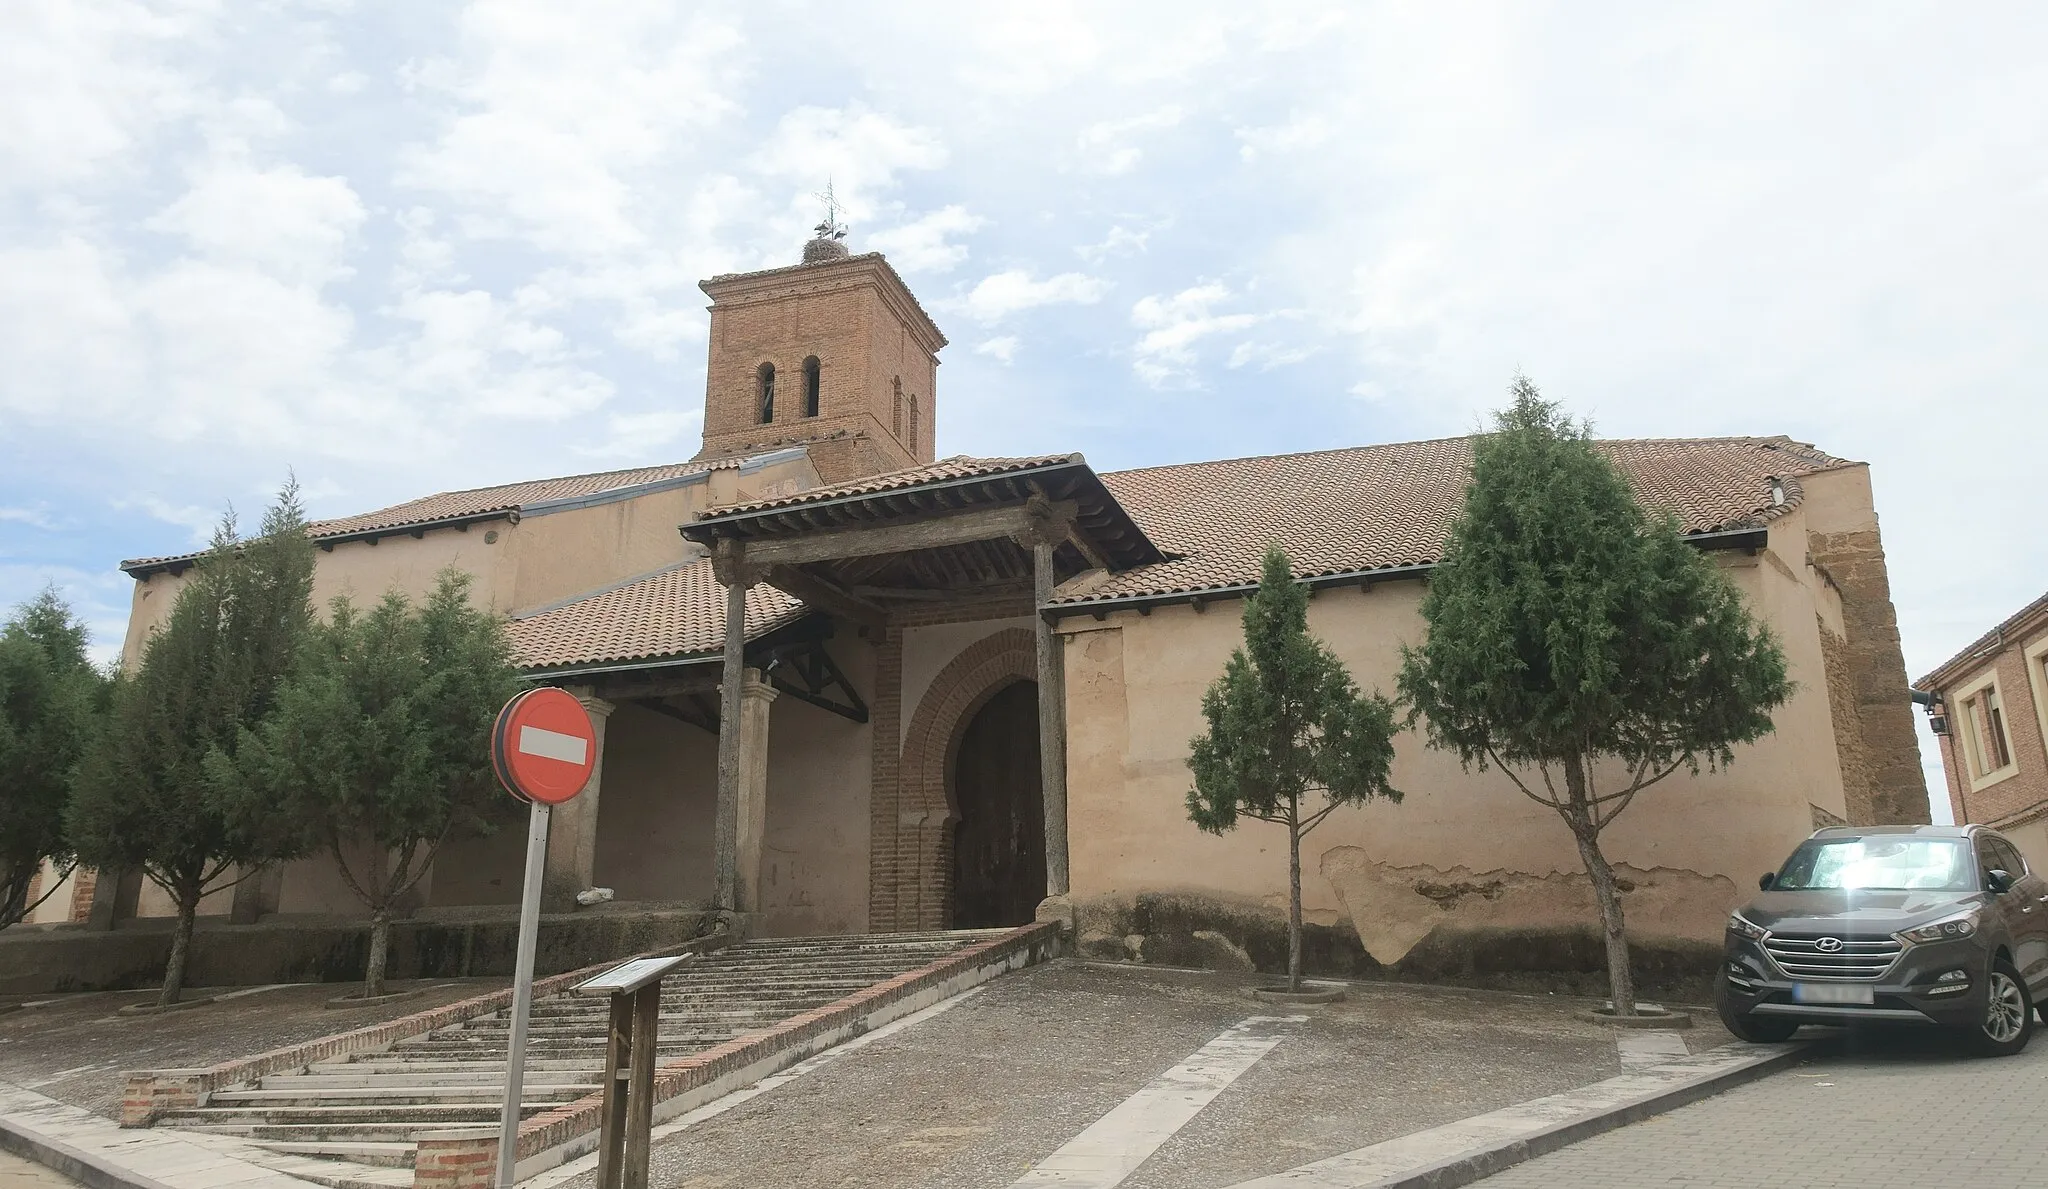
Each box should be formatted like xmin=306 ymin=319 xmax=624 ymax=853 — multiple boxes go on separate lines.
xmin=694 ymin=224 xmax=948 ymax=485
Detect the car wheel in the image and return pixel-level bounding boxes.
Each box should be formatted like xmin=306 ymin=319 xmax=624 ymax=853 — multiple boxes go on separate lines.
xmin=1715 ymin=980 xmax=1799 ymax=1043
xmin=1967 ymin=959 xmax=2034 ymax=1057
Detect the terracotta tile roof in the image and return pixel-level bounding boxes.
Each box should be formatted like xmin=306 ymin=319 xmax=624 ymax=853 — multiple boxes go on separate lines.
xmin=508 ymin=560 xmax=806 ymax=672
xmin=122 ymin=459 xmax=726 ymax=573
xmin=705 ymin=454 xmax=1082 ymax=518
xmin=1916 ymin=589 xmax=2048 ymax=689
xmin=1058 ymin=435 xmax=1856 ymax=606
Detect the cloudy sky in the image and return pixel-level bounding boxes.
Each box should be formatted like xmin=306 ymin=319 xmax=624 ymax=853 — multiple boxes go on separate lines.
xmin=4 ymin=2 xmax=2044 ymax=812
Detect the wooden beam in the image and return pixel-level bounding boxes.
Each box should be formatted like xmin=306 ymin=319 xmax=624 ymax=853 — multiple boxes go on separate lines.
xmin=1064 ymin=526 xmax=1113 ymax=574
xmin=634 ymin=696 xmax=717 ymax=735
xmin=591 ymin=669 xmax=721 ymax=701
xmin=764 ymin=564 xmax=887 ymax=629
xmin=736 ymin=502 xmax=1074 ymax=568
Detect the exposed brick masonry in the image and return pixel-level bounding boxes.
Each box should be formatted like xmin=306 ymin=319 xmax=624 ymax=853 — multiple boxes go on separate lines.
xmin=891 ymin=628 xmax=1037 ymax=931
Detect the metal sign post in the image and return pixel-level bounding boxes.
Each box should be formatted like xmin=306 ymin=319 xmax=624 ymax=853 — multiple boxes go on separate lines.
xmin=572 ymin=954 xmax=693 ymax=1189
xmin=487 ymin=688 xmax=600 ymax=1189
xmin=496 ymin=799 xmax=551 ymax=1188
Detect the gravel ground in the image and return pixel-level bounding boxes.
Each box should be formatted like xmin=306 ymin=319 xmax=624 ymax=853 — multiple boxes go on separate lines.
xmin=0 ymin=978 xmax=503 ymax=1118
xmin=556 ymin=961 xmax=1721 ymax=1189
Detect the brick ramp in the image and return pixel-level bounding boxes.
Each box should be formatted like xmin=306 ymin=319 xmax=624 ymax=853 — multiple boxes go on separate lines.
xmin=143 ymin=925 xmax=1057 ymax=1188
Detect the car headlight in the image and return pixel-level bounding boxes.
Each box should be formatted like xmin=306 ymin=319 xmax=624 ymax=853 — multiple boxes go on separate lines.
xmin=1899 ymin=914 xmax=1978 ymax=944
xmin=1727 ymin=912 xmax=1769 ymax=940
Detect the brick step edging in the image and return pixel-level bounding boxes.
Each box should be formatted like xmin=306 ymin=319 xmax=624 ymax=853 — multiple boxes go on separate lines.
xmin=415 ymin=920 xmax=1061 ymax=1189
xmin=120 ymin=933 xmax=734 ymax=1127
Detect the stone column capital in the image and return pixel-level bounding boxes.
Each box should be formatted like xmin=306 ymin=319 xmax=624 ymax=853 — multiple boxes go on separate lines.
xmin=576 ymin=695 xmax=616 ymax=719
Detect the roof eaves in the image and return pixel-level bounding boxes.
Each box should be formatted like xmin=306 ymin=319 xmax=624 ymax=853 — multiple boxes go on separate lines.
xmin=1916 ymin=591 xmax=2048 ymax=690
xmin=686 ymin=455 xmax=1088 ymax=533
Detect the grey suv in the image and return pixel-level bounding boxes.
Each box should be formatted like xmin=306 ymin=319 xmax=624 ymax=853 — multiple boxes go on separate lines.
xmin=1717 ymin=824 xmax=2048 ymax=1056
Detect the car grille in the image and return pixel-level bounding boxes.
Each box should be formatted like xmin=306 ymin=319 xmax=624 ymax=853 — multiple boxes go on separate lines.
xmin=1763 ymin=934 xmax=1903 ymax=980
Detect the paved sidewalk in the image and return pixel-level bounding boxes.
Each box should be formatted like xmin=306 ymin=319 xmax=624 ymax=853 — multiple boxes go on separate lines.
xmin=1475 ymin=1029 xmax=2048 ymax=1187
xmin=0 ymin=1149 xmax=82 ymax=1188
xmin=0 ymin=1081 xmax=318 ymax=1189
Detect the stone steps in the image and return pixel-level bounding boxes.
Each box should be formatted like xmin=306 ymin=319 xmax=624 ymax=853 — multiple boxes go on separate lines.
xmin=155 ymin=932 xmax=996 ymax=1181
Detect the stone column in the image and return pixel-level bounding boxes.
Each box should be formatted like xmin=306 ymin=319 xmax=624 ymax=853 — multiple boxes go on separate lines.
xmin=732 ymin=671 xmax=779 ymax=914
xmin=542 ymin=693 xmax=615 ymax=912
xmin=711 ymin=543 xmax=755 ymax=912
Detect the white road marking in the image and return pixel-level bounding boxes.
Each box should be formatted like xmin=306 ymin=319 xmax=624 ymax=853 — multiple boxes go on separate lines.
xmin=524 ymin=986 xmax=988 ymax=1189
xmin=517 ymin=725 xmax=588 ymax=765
xmin=1616 ymin=1029 xmax=1690 ymax=1068
xmin=1011 ymin=1015 xmax=1306 ymax=1188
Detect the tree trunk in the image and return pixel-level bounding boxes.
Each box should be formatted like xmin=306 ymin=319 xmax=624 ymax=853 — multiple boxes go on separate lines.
xmin=160 ymin=889 xmax=199 ymax=1007
xmin=1287 ymin=800 xmax=1304 ymax=994
xmin=364 ymin=909 xmax=391 ymax=1000
xmin=1563 ymin=756 xmax=1635 ymax=1015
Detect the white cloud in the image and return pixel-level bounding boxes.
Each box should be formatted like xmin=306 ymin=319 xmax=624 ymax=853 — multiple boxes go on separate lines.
xmin=963 ymin=270 xmax=1107 ymax=323
xmin=1076 ymin=224 xmax=1151 ymax=265
xmin=1236 ymin=111 xmax=1333 ymax=161
xmin=575 ymin=409 xmax=701 ymax=460
xmin=0 ymin=506 xmax=55 ymax=530
xmin=1130 ymin=282 xmax=1266 ymax=387
xmin=975 ymin=336 xmax=1020 ymax=364
xmin=147 ymin=159 xmax=366 ymax=284
xmin=1228 ymin=341 xmax=1314 ymax=370
xmin=1076 ymin=106 xmax=1184 ymax=175
xmin=750 ymin=104 xmax=946 ymax=229
xmin=869 ymin=205 xmax=985 ymax=273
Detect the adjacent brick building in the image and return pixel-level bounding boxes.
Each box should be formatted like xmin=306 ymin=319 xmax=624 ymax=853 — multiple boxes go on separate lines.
xmin=1919 ymin=592 xmax=2048 ymax=863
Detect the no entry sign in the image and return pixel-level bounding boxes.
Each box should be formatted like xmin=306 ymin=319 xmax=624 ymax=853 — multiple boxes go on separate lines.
xmin=492 ymin=687 xmax=597 ymax=805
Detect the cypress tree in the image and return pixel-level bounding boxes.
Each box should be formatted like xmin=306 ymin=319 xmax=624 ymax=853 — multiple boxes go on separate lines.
xmin=1187 ymin=546 xmax=1402 ymax=992
xmin=0 ymin=589 xmax=105 ymax=928
xmin=1398 ymin=378 xmax=1792 ymax=1015
xmin=216 ymin=570 xmax=520 ymax=999
xmin=69 ymin=484 xmax=316 ymax=1005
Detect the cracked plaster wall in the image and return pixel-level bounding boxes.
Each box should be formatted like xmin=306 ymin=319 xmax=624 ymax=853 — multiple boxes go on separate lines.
xmin=1062 ymin=487 xmax=1887 ymax=974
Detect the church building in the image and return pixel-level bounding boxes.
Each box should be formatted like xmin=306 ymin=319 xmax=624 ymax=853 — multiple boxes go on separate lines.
xmin=77 ymin=229 xmax=1929 ymax=979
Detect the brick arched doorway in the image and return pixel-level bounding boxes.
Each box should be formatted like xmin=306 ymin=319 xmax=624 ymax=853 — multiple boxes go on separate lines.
xmin=890 ymin=628 xmax=1036 ymax=930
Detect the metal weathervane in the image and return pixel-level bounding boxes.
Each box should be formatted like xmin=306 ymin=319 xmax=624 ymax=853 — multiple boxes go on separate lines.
xmin=812 ymin=179 xmax=849 ymax=241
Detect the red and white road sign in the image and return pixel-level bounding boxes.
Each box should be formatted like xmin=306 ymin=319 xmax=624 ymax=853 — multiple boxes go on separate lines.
xmin=492 ymin=688 xmax=597 ymax=806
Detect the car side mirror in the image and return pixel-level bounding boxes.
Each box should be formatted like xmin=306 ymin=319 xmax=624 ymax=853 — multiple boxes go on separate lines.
xmin=1758 ymin=872 xmax=1776 ymax=891
xmin=1988 ymin=869 xmax=2015 ymax=894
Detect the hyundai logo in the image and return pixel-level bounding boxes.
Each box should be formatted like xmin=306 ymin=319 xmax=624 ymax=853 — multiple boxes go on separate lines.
xmin=1816 ymin=937 xmax=1845 ymax=953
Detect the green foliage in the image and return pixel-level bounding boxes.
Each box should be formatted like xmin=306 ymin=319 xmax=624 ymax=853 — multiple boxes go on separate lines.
xmin=68 ymin=484 xmax=316 ymax=1001
xmin=1397 ymin=376 xmax=1792 ymax=1012
xmin=213 ymin=569 xmax=520 ymax=996
xmin=1188 ymin=548 xmax=1402 ymax=833
xmin=0 ymin=589 xmax=106 ymax=927
xmin=1398 ymin=378 xmax=1791 ymax=784
xmin=1187 ymin=546 xmax=1401 ymax=990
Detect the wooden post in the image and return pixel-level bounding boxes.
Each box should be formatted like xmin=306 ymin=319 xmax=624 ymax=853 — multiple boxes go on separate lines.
xmin=594 ymin=994 xmax=633 ymax=1189
xmin=623 ymin=983 xmax=660 ymax=1189
xmin=712 ymin=542 xmax=752 ymax=913
xmin=1032 ymin=538 xmax=1070 ymax=898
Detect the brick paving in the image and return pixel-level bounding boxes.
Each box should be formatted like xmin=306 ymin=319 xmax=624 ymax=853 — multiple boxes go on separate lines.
xmin=1477 ymin=1029 xmax=2048 ymax=1187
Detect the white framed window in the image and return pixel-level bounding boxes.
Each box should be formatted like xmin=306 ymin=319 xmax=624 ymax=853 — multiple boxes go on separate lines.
xmin=2026 ymin=634 xmax=2048 ymax=771
xmin=1955 ymin=669 xmax=2019 ymax=790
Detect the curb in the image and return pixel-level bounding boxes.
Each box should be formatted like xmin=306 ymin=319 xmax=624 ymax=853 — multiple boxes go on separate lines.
xmin=1264 ymin=1042 xmax=1807 ymax=1189
xmin=0 ymin=1114 xmax=176 ymax=1189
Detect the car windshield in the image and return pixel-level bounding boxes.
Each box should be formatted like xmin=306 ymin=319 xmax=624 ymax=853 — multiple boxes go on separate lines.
xmin=1772 ymin=837 xmax=1974 ymax=892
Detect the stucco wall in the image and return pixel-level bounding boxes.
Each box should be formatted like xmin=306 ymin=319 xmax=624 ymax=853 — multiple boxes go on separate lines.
xmin=1061 ymin=535 xmax=1851 ymax=967
xmin=758 ymin=634 xmax=875 ymax=937
xmin=900 ymin=617 xmax=1037 ymax=747
xmin=587 ymin=702 xmax=718 ymax=904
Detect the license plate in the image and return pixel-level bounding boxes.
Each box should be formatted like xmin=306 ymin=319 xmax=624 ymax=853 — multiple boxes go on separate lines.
xmin=1793 ymin=983 xmax=1875 ymax=1005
